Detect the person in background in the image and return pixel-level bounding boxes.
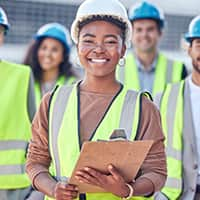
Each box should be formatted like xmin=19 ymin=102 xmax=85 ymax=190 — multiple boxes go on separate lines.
xmin=0 ymin=7 xmax=36 ymax=200
xmin=117 ymin=0 xmax=187 ymax=97
xmin=23 ymin=23 xmax=79 ymax=107
xmin=26 ymin=0 xmax=167 ymax=199
xmin=154 ymin=15 xmax=200 ymax=200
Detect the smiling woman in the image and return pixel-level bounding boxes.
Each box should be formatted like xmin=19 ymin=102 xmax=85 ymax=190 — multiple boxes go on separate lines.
xmin=26 ymin=0 xmax=167 ymax=200
xmin=23 ymin=23 xmax=79 ymax=107
xmin=78 ymin=19 xmax=126 ymax=84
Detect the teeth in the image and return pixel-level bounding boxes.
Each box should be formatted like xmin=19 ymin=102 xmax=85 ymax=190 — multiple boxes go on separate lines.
xmin=90 ymin=59 xmax=107 ymax=63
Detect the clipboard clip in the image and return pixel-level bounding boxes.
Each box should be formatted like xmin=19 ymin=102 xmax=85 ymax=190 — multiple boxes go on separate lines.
xmin=109 ymin=129 xmax=127 ymax=141
xmin=97 ymin=129 xmax=127 ymax=142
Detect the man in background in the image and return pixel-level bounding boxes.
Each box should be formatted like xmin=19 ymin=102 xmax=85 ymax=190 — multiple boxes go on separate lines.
xmin=117 ymin=1 xmax=187 ymax=96
xmin=0 ymin=7 xmax=36 ymax=200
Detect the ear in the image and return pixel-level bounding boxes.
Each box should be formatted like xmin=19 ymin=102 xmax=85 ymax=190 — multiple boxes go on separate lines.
xmin=76 ymin=43 xmax=79 ymax=54
xmin=159 ymin=30 xmax=163 ymax=37
xmin=120 ymin=44 xmax=126 ymax=58
xmin=188 ymin=46 xmax=192 ymax=57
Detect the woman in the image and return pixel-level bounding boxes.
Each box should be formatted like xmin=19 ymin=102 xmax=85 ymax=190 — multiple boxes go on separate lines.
xmin=26 ymin=0 xmax=167 ymax=199
xmin=23 ymin=23 xmax=79 ymax=107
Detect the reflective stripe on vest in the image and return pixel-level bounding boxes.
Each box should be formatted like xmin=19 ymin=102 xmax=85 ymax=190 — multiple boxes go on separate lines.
xmin=117 ymin=53 xmax=184 ymax=97
xmin=46 ymin=84 xmax=152 ymax=200
xmin=158 ymin=81 xmax=184 ymax=199
xmin=0 ymin=165 xmax=25 ymax=175
xmin=0 ymin=60 xmax=31 ymax=189
xmin=34 ymin=75 xmax=76 ymax=108
xmin=0 ymin=140 xmax=28 ymax=150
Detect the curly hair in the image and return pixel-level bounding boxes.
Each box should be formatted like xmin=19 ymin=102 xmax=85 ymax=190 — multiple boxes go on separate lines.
xmin=23 ymin=38 xmax=76 ymax=82
xmin=78 ymin=15 xmax=126 ymax=43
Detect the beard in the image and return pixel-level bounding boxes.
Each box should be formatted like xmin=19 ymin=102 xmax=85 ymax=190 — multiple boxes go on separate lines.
xmin=192 ymin=57 xmax=200 ymax=74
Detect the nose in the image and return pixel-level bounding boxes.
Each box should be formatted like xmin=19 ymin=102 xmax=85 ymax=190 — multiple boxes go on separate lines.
xmin=92 ymin=43 xmax=106 ymax=53
xmin=43 ymin=49 xmax=51 ymax=57
xmin=141 ymin=30 xmax=148 ymax=38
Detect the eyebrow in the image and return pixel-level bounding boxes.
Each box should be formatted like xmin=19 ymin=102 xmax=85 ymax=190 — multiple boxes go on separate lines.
xmin=82 ymin=33 xmax=118 ymax=40
xmin=82 ymin=33 xmax=95 ymax=38
xmin=104 ymin=34 xmax=118 ymax=40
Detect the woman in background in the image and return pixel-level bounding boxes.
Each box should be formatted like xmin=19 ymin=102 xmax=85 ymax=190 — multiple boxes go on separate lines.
xmin=23 ymin=22 xmax=79 ymax=107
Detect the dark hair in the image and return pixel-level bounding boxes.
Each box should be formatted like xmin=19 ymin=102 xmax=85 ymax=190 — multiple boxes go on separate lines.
xmin=189 ymin=38 xmax=200 ymax=47
xmin=131 ymin=18 xmax=162 ymax=33
xmin=78 ymin=15 xmax=126 ymax=43
xmin=23 ymin=38 xmax=76 ymax=82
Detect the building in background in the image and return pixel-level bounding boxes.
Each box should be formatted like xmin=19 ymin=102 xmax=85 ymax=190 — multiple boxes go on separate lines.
xmin=0 ymin=0 xmax=199 ymax=70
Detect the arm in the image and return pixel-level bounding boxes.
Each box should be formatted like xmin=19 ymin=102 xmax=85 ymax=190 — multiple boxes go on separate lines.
xmin=134 ymin=96 xmax=167 ymax=196
xmin=26 ymin=93 xmax=54 ymax=196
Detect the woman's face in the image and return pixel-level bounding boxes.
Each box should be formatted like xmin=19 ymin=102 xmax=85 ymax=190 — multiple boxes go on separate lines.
xmin=0 ymin=25 xmax=5 ymax=46
xmin=37 ymin=37 xmax=64 ymax=72
xmin=77 ymin=20 xmax=126 ymax=78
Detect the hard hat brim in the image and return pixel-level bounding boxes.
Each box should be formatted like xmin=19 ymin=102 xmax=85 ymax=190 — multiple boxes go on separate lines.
xmin=71 ymin=14 xmax=132 ymax=47
xmin=184 ymin=33 xmax=200 ymax=43
xmin=34 ymin=34 xmax=70 ymax=53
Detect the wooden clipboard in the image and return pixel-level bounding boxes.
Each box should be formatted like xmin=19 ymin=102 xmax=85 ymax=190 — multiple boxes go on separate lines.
xmin=69 ymin=140 xmax=153 ymax=193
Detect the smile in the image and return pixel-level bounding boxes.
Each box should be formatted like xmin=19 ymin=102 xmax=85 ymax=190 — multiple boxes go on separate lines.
xmin=89 ymin=58 xmax=109 ymax=63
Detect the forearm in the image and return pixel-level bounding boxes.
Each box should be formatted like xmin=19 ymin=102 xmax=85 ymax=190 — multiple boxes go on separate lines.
xmin=34 ymin=172 xmax=57 ymax=198
xmin=130 ymin=177 xmax=154 ymax=196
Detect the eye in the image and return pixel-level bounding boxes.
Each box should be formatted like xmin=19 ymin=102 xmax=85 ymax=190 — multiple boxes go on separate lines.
xmin=83 ymin=39 xmax=94 ymax=43
xmin=135 ymin=28 xmax=142 ymax=33
xmin=52 ymin=47 xmax=60 ymax=52
xmin=147 ymin=27 xmax=155 ymax=32
xmin=40 ymin=45 xmax=47 ymax=50
xmin=105 ymin=40 xmax=117 ymax=44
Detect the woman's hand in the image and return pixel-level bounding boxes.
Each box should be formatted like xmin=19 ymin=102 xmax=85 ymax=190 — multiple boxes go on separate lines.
xmin=53 ymin=182 xmax=79 ymax=200
xmin=75 ymin=164 xmax=130 ymax=198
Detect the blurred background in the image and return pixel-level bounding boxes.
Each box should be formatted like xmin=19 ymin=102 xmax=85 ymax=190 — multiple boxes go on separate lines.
xmin=0 ymin=0 xmax=200 ymax=70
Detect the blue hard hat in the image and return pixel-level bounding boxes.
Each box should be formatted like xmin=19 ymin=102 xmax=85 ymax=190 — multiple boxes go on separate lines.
xmin=35 ymin=23 xmax=71 ymax=53
xmin=128 ymin=1 xmax=164 ymax=28
xmin=185 ymin=15 xmax=200 ymax=43
xmin=0 ymin=7 xmax=10 ymax=34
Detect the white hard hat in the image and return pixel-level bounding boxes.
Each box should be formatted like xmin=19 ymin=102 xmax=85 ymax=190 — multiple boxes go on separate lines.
xmin=71 ymin=0 xmax=132 ymax=46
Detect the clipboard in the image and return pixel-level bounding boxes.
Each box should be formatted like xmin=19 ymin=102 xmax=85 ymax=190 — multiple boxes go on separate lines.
xmin=69 ymin=140 xmax=153 ymax=193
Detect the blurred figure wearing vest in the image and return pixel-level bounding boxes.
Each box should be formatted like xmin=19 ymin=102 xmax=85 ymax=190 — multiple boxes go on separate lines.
xmin=0 ymin=7 xmax=36 ymax=200
xmin=154 ymin=15 xmax=200 ymax=200
xmin=117 ymin=1 xmax=187 ymax=97
xmin=23 ymin=23 xmax=80 ymax=108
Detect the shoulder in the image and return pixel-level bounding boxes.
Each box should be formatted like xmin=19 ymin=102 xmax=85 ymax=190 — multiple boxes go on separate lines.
xmin=159 ymin=52 xmax=184 ymax=65
xmin=37 ymin=92 xmax=52 ymax=117
xmin=1 ymin=60 xmax=31 ymax=74
xmin=141 ymin=95 xmax=159 ymax=115
xmin=137 ymin=94 xmax=164 ymax=141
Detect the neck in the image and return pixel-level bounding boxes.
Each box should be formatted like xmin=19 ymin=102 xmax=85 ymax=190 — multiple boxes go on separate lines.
xmin=192 ymin=70 xmax=200 ymax=86
xmin=42 ymin=68 xmax=59 ymax=83
xmin=135 ymin=49 xmax=157 ymax=69
xmin=80 ymin=74 xmax=121 ymax=94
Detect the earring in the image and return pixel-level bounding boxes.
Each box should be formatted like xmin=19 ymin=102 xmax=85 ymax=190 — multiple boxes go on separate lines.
xmin=118 ymin=57 xmax=125 ymax=67
xmin=76 ymin=57 xmax=82 ymax=67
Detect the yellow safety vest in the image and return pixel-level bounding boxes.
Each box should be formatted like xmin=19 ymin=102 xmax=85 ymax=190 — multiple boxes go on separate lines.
xmin=116 ymin=53 xmax=184 ymax=97
xmin=46 ymin=84 xmax=153 ymax=200
xmin=34 ymin=75 xmax=76 ymax=107
xmin=155 ymin=81 xmax=184 ymax=199
xmin=0 ymin=60 xmax=32 ymax=189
